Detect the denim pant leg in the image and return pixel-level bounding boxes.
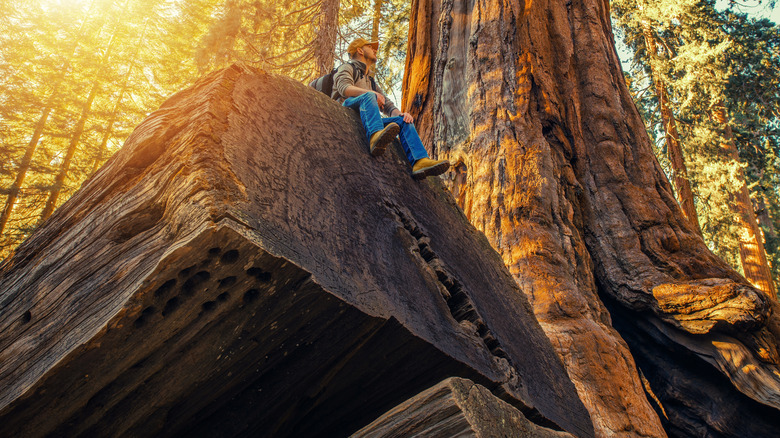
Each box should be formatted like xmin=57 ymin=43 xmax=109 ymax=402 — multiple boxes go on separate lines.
xmin=343 ymin=93 xmax=384 ymax=141
xmin=381 ymin=116 xmax=429 ymax=164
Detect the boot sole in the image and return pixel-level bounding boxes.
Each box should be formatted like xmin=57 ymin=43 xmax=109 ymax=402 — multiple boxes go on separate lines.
xmin=412 ymin=161 xmax=450 ymax=180
xmin=370 ymin=123 xmax=400 ymax=157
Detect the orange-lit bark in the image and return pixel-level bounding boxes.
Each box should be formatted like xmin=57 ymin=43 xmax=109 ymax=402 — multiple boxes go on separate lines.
xmin=404 ymin=0 xmax=780 ymax=436
xmin=642 ymin=25 xmax=702 ymax=236
xmin=405 ymin=1 xmax=668 ymax=436
xmin=371 ymin=0 xmax=383 ymax=42
xmin=712 ymin=103 xmax=777 ymax=295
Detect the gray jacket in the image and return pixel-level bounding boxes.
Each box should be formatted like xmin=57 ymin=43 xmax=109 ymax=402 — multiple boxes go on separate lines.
xmin=332 ymin=60 xmax=398 ymax=116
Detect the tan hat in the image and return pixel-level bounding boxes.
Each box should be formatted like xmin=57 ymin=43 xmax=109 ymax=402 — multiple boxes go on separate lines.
xmin=348 ymin=38 xmax=379 ymax=56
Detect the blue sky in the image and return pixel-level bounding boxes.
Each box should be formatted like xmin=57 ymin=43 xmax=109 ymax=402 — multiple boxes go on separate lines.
xmin=717 ymin=0 xmax=780 ymax=22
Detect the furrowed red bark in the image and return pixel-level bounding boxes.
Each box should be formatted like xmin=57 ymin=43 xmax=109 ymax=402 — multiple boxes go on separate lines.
xmin=404 ymin=0 xmax=780 ymax=436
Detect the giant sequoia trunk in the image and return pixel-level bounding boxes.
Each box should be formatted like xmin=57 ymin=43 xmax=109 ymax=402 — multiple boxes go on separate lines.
xmin=403 ymin=0 xmax=780 ymax=437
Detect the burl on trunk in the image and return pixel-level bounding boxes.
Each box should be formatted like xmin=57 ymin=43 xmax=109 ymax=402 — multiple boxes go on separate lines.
xmin=403 ymin=0 xmax=780 ymax=437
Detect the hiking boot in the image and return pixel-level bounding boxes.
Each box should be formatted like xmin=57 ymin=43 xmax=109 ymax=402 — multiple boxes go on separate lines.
xmin=369 ymin=123 xmax=400 ymax=156
xmin=412 ymin=158 xmax=450 ymax=180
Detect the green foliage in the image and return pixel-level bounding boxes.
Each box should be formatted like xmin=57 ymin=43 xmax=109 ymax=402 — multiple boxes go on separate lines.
xmin=612 ymin=0 xmax=780 ymax=290
xmin=369 ymin=0 xmax=410 ymax=103
xmin=0 ymin=0 xmax=214 ymax=258
xmin=0 ymin=0 xmax=412 ymax=259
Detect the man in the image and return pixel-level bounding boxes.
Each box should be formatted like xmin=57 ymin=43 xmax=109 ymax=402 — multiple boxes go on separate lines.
xmin=332 ymin=38 xmax=449 ymax=179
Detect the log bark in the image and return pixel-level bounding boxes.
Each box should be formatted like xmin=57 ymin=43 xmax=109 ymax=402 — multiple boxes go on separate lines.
xmin=0 ymin=65 xmax=593 ymax=438
xmin=352 ymin=377 xmax=572 ymax=437
xmin=403 ymin=0 xmax=780 ymax=436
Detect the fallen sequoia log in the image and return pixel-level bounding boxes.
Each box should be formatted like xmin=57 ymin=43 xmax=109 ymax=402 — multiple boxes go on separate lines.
xmin=352 ymin=377 xmax=572 ymax=437
xmin=0 ymin=65 xmax=593 ymax=437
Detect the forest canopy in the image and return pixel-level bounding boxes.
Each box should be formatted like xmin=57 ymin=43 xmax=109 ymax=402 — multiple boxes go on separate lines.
xmin=0 ymin=0 xmax=409 ymax=259
xmin=612 ymin=0 xmax=780 ymax=293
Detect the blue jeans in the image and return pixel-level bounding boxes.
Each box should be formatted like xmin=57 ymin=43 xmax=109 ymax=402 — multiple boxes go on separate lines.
xmin=343 ymin=92 xmax=429 ymax=164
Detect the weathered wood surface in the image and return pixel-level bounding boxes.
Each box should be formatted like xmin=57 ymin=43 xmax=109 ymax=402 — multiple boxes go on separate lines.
xmin=403 ymin=0 xmax=780 ymax=437
xmin=352 ymin=377 xmax=573 ymax=438
xmin=0 ymin=65 xmax=592 ymax=437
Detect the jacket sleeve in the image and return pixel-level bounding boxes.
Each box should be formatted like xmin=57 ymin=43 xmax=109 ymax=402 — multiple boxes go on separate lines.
xmin=381 ymin=93 xmax=398 ymax=116
xmin=333 ymin=64 xmax=356 ymax=99
xmin=375 ymin=81 xmax=398 ymax=116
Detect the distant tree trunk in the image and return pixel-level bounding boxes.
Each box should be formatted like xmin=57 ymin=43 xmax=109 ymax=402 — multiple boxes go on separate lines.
xmin=39 ymin=26 xmax=124 ymax=222
xmin=0 ymin=103 xmax=55 ymax=234
xmin=91 ymin=21 xmax=148 ymax=175
xmin=371 ymin=0 xmax=383 ymax=42
xmin=711 ymin=103 xmax=777 ymax=295
xmin=91 ymin=93 xmax=124 ymax=175
xmin=38 ymin=81 xmax=100 ymax=222
xmin=754 ymin=192 xmax=777 ymax=241
xmin=0 ymin=1 xmax=103 ymax=236
xmin=313 ymin=0 xmax=340 ymax=76
xmin=642 ymin=24 xmax=702 ymax=236
xmin=404 ymin=0 xmax=780 ymax=436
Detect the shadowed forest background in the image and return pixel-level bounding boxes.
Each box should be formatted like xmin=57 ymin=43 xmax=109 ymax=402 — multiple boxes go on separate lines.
xmin=1 ymin=0 xmax=778 ymax=295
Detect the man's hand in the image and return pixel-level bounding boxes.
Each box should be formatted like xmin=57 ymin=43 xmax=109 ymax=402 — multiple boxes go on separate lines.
xmin=374 ymin=91 xmax=386 ymax=109
xmin=392 ymin=110 xmax=414 ymax=124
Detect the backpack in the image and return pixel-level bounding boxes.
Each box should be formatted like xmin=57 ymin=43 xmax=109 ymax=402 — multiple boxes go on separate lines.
xmin=309 ymin=62 xmax=377 ymax=98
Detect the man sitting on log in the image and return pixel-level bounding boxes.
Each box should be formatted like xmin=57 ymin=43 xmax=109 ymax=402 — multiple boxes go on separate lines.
xmin=332 ymin=38 xmax=450 ymax=179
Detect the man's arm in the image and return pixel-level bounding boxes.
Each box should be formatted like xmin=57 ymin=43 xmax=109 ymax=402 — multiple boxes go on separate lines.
xmin=389 ymin=108 xmax=414 ymax=123
xmin=371 ymin=84 xmax=412 ymax=122
xmin=334 ymin=64 xmax=385 ymax=107
xmin=342 ymin=85 xmax=386 ymax=108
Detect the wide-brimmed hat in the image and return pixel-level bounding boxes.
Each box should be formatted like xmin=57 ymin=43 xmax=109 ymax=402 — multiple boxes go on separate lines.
xmin=348 ymin=38 xmax=379 ymax=56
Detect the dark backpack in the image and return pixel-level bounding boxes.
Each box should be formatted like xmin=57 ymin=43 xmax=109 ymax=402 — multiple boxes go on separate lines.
xmin=309 ymin=62 xmax=376 ymax=98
